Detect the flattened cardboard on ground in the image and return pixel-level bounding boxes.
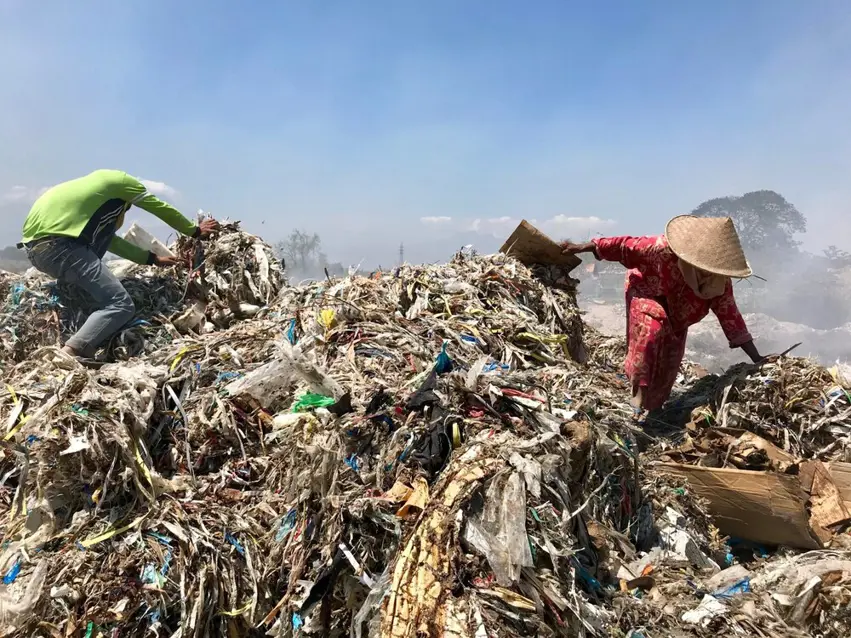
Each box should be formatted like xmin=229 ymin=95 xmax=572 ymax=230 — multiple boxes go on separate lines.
xmin=666 ymin=428 xmax=798 ymax=472
xmin=657 ymin=463 xmax=823 ymax=549
xmin=500 ymin=220 xmax=581 ymax=271
xmin=829 ymin=461 xmax=851 ymax=508
xmin=799 ymin=461 xmax=851 ymax=544
xmin=734 ymin=431 xmax=798 ymax=472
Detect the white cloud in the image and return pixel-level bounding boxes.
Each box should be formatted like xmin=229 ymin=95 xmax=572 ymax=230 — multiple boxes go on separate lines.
xmin=1 ymin=185 xmax=49 ymax=204
xmin=2 ymin=186 xmax=29 ymax=203
xmin=2 ymin=180 xmax=178 ymax=208
xmin=420 ymin=216 xmax=453 ymax=224
xmin=468 ymin=216 xmax=523 ymax=237
xmin=467 ymin=214 xmax=617 ymax=240
xmin=543 ymin=214 xmax=616 ymax=237
xmin=140 ymin=179 xmax=178 ymax=200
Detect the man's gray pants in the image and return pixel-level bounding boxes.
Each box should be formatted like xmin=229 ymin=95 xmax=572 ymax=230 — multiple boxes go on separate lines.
xmin=25 ymin=237 xmax=135 ymax=357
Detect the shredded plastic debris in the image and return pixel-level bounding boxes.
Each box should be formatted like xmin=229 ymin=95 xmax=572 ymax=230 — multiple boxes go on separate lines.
xmin=0 ymin=221 xmax=284 ymax=364
xmin=0 ymin=233 xmax=848 ymax=637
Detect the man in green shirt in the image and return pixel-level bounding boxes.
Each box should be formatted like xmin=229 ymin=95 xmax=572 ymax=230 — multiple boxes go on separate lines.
xmin=20 ymin=169 xmax=218 ymax=359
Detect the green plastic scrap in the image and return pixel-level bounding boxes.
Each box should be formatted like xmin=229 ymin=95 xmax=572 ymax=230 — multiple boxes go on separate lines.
xmin=292 ymin=393 xmax=336 ymax=413
xmin=70 ymin=403 xmax=90 ymax=416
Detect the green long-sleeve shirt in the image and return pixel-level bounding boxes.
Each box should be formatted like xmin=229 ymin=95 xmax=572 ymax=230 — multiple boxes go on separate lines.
xmin=22 ymin=169 xmax=198 ymax=264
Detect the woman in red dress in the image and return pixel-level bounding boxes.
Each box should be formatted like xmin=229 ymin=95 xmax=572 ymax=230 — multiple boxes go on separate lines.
xmin=562 ymin=215 xmax=764 ymax=420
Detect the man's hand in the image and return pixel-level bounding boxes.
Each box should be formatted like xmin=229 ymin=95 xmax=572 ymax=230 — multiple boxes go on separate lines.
xmin=197 ymin=219 xmax=219 ymax=237
xmin=153 ymin=255 xmax=180 ymax=268
xmin=560 ymin=240 xmax=595 ymax=256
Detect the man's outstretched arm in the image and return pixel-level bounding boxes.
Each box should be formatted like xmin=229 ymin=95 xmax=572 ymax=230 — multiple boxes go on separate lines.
xmin=116 ymin=173 xmax=199 ymax=237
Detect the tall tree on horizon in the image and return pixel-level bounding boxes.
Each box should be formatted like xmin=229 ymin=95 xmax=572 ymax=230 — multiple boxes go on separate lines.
xmin=691 ymin=190 xmax=806 ymax=252
xmin=274 ymin=230 xmax=327 ymax=273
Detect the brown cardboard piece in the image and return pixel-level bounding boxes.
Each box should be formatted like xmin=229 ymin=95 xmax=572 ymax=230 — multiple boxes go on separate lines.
xmin=657 ymin=463 xmax=823 ymax=549
xmin=734 ymin=431 xmax=797 ymax=472
xmin=829 ymin=461 xmax=851 ymax=509
xmin=667 ymin=428 xmax=797 ymax=472
xmin=799 ymin=461 xmax=851 ymax=544
xmin=499 ymin=220 xmax=582 ymax=271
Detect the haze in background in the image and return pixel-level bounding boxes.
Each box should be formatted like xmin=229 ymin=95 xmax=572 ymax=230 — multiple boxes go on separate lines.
xmin=1 ymin=1 xmax=850 ymax=270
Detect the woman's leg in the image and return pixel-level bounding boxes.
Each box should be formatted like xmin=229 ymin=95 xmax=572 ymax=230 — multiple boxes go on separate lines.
xmin=630 ymin=386 xmax=644 ymax=411
xmin=624 ymin=294 xmax=675 ymax=416
xmin=625 ymin=296 xmax=655 ymax=409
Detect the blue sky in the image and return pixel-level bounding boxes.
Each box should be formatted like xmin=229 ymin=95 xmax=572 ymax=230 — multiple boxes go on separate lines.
xmin=1 ymin=1 xmax=850 ymax=266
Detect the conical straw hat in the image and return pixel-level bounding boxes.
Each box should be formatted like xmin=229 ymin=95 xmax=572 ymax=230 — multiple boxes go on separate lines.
xmin=664 ymin=215 xmax=752 ymax=278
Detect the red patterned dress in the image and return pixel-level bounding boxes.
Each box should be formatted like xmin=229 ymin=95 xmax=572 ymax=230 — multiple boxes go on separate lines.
xmin=592 ymin=235 xmax=752 ymax=410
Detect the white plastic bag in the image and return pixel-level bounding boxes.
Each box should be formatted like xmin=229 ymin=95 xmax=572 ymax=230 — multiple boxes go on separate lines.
xmin=463 ymin=471 xmax=533 ymax=585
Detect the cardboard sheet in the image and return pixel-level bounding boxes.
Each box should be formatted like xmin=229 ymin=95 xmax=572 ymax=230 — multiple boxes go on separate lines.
xmin=499 ymin=220 xmax=581 ymax=271
xmin=657 ymin=463 xmax=822 ymax=549
xmin=829 ymin=461 xmax=851 ymax=509
xmin=800 ymin=461 xmax=851 ymax=543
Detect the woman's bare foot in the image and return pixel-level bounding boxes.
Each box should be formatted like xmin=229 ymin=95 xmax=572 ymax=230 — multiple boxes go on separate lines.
xmin=630 ymin=387 xmax=648 ymax=424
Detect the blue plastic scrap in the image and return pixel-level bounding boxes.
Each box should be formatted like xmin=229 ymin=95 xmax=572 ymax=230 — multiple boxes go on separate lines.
xmin=292 ymin=612 xmax=304 ymax=630
xmin=398 ymin=433 xmax=415 ymax=462
xmin=225 ymin=532 xmax=246 ymax=556
xmin=286 ymin=319 xmax=297 ymax=344
xmin=572 ymin=558 xmax=603 ymax=593
xmin=275 ymin=508 xmax=298 ymax=542
xmin=162 ymin=549 xmax=173 ymax=576
xmin=10 ymin=283 xmax=27 ymax=306
xmin=714 ymin=578 xmax=751 ymax=599
xmin=141 ymin=564 xmax=163 ymax=586
xmin=3 ymin=559 xmax=21 ymax=585
xmin=434 ymin=342 xmax=453 ymax=374
xmin=215 ymin=371 xmax=243 ymax=384
xmin=345 ymin=454 xmax=361 ymax=473
xmin=146 ymin=532 xmax=173 ymax=547
xmin=373 ymin=414 xmax=395 ymax=432
xmin=483 ymin=361 xmax=510 ymax=373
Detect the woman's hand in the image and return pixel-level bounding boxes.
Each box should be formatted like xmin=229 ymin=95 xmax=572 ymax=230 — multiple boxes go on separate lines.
xmin=560 ymin=240 xmax=595 ymax=256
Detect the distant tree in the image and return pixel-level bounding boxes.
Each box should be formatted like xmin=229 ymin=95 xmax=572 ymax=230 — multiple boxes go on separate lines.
xmin=274 ymin=230 xmax=327 ymax=273
xmin=824 ymin=245 xmax=851 ymax=267
xmin=691 ymin=190 xmax=806 ymax=252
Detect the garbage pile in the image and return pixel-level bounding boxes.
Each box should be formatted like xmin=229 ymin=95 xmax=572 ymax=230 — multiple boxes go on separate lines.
xmin=0 ymin=237 xmax=849 ymax=637
xmin=0 ymin=222 xmax=284 ymax=364
xmin=682 ymin=357 xmax=851 ymax=463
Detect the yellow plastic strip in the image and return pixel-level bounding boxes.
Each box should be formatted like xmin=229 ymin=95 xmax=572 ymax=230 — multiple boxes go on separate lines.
xmin=4 ymin=414 xmax=28 ymax=441
xmin=220 ymin=601 xmax=252 ymax=617
xmin=80 ymin=515 xmax=146 ymax=549
xmin=132 ymin=439 xmax=154 ymax=487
